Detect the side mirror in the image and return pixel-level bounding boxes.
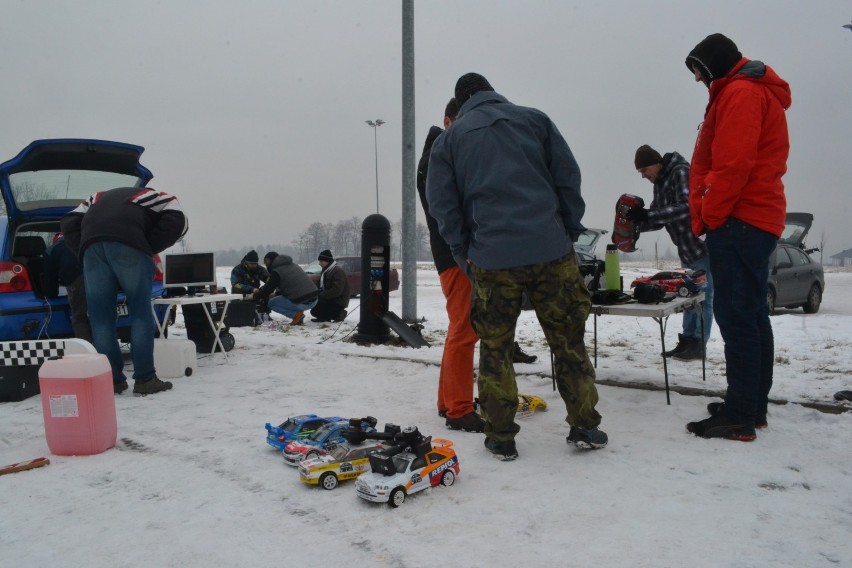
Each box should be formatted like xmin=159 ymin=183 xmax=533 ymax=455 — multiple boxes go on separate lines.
xmin=775 ymin=261 xmax=792 ymax=271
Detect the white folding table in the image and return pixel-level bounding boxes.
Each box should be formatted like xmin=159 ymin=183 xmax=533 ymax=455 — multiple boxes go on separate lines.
xmin=152 ymin=293 xmax=243 ymax=361
xmin=590 ymin=293 xmax=705 ymax=404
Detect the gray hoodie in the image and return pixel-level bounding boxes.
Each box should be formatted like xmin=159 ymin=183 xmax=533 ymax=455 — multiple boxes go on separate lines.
xmin=256 ymin=254 xmax=318 ymax=304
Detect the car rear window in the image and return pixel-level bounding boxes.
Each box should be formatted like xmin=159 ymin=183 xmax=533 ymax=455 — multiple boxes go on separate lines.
xmin=9 ymin=169 xmax=143 ymax=212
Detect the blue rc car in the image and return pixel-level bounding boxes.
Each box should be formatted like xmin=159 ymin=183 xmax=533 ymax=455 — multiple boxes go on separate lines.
xmin=264 ymin=414 xmax=343 ymax=452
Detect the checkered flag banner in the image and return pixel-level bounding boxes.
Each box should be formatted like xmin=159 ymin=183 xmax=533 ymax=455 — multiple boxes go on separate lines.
xmin=0 ymin=341 xmax=65 ymax=367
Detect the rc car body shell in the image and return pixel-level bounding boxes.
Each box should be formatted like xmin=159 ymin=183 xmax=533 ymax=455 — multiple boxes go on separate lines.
xmin=630 ymin=270 xmax=706 ymax=296
xmin=516 ymin=394 xmax=548 ymax=418
xmin=354 ymin=438 xmax=458 ymax=506
xmin=264 ymin=414 xmax=343 ymax=452
xmin=282 ymin=419 xmax=376 ymax=465
xmin=298 ymin=440 xmax=386 ymax=490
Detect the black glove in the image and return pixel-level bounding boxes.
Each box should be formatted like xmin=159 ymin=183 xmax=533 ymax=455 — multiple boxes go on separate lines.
xmin=626 ymin=207 xmax=648 ymax=223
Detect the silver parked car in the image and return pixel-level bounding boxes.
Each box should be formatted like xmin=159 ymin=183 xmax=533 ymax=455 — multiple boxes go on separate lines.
xmin=768 ymin=213 xmax=824 ymax=314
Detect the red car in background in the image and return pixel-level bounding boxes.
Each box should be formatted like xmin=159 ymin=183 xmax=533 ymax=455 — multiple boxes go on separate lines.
xmin=305 ymin=256 xmax=399 ymax=298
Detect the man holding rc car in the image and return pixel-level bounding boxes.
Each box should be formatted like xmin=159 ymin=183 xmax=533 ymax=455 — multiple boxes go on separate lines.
xmin=629 ymin=144 xmax=714 ymax=360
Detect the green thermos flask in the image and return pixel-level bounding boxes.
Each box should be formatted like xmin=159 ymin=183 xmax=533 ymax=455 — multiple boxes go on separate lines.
xmin=605 ymin=244 xmax=621 ymax=290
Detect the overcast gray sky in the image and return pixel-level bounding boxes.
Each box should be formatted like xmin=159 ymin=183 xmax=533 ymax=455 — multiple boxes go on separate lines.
xmin=2 ymin=1 xmax=850 ymax=258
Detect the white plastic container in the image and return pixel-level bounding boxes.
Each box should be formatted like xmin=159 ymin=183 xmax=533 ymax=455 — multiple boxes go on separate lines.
xmin=154 ymin=339 xmax=197 ymax=378
xmin=39 ymin=354 xmax=117 ymax=456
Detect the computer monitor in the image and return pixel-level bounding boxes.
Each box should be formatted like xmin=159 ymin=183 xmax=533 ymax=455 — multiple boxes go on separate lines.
xmin=163 ymin=252 xmax=217 ymax=289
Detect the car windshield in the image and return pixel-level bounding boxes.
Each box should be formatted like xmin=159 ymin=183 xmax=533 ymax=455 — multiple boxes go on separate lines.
xmin=329 ymin=445 xmax=353 ymax=460
xmin=303 ymin=262 xmax=322 ymax=275
xmin=392 ymin=454 xmax=414 ymax=474
xmin=307 ymin=422 xmax=336 ymax=441
xmin=8 ymin=169 xmax=144 ymax=212
xmin=575 ymin=231 xmax=599 ymax=248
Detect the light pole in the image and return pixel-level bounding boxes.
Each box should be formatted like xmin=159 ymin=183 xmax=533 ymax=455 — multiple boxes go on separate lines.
xmin=365 ymin=119 xmax=385 ymax=213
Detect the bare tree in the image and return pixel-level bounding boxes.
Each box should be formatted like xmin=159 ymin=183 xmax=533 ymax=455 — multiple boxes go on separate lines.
xmin=415 ymin=221 xmax=430 ymax=261
xmin=1 ymin=181 xmax=55 ymax=216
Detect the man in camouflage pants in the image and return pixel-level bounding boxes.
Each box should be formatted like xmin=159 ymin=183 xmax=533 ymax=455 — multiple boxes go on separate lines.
xmin=426 ymin=73 xmax=607 ymax=460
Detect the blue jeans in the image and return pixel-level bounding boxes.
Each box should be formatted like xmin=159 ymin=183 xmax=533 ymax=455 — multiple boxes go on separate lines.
xmin=683 ymin=254 xmax=714 ymax=342
xmin=268 ymin=295 xmax=318 ymax=319
xmin=84 ymin=242 xmax=156 ymax=383
xmin=706 ymin=218 xmax=778 ymax=424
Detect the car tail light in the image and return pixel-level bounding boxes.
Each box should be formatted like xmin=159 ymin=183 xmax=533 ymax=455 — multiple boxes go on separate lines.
xmin=0 ymin=262 xmax=33 ymax=293
xmin=153 ymin=254 xmax=164 ymax=282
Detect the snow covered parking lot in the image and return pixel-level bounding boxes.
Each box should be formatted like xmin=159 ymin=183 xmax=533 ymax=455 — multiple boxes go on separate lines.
xmin=2 ymin=265 xmax=849 ymax=567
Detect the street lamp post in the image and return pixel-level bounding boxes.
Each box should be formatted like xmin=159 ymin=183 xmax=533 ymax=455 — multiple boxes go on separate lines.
xmin=365 ymin=119 xmax=385 ymax=213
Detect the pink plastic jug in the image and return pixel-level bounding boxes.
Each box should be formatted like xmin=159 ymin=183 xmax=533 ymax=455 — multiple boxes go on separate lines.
xmin=39 ymin=354 xmax=117 ymax=456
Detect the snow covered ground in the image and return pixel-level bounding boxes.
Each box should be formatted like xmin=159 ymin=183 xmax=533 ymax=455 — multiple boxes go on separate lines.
xmin=2 ymin=264 xmax=850 ymax=567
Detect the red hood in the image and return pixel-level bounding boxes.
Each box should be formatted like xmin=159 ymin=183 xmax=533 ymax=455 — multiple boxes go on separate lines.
xmin=708 ymin=58 xmax=792 ymax=111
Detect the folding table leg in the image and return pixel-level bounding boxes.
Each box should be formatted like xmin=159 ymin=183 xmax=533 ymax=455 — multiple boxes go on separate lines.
xmin=700 ymin=299 xmax=706 ymax=381
xmin=656 ymin=316 xmax=671 ymax=405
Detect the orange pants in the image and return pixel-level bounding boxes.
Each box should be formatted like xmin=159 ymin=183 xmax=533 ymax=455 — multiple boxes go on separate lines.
xmin=438 ymin=266 xmax=479 ymax=419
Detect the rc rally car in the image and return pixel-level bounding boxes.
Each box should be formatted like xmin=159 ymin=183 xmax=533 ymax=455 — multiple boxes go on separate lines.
xmin=354 ymin=427 xmax=459 ymax=508
xmin=282 ymin=417 xmax=378 ymax=465
xmin=516 ymin=394 xmax=548 ymax=418
xmin=298 ymin=439 xmax=387 ymax=490
xmin=264 ymin=414 xmax=343 ymax=452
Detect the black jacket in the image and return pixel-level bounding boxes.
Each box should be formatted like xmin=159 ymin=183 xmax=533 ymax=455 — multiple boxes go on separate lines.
xmin=416 ymin=126 xmax=456 ymax=274
xmin=41 ymin=238 xmax=82 ymax=298
xmin=61 ymin=187 xmax=188 ymax=258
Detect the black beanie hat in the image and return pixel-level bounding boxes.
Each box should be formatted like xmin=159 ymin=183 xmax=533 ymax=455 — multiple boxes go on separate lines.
xmin=243 ymin=250 xmax=259 ymax=263
xmin=685 ymin=33 xmax=742 ymax=85
xmin=263 ymin=251 xmax=278 ymax=263
xmin=634 ymin=145 xmax=663 ymax=169
xmin=318 ymin=249 xmax=333 ymax=263
xmin=454 ymin=73 xmax=494 ymax=107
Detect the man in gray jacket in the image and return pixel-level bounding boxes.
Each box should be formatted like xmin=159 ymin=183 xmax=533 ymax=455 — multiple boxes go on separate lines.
xmin=426 ymin=73 xmax=606 ymax=460
xmin=250 ymin=252 xmax=318 ymax=326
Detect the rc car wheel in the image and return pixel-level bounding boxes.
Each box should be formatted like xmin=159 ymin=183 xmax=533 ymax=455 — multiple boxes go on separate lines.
xmin=319 ymin=472 xmax=338 ymax=491
xmin=389 ymin=487 xmax=406 ymax=508
xmin=306 ymin=451 xmax=319 ymax=461
xmin=767 ymin=288 xmax=777 ymax=314
xmin=441 ymin=470 xmax=456 ymax=487
xmin=677 ymin=285 xmax=690 ymax=297
xmin=803 ymin=284 xmax=821 ymax=314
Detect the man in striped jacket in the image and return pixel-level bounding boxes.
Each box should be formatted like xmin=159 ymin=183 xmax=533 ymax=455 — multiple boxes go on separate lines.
xmin=61 ymin=187 xmax=188 ymax=396
xmin=629 ymin=145 xmax=714 ymax=360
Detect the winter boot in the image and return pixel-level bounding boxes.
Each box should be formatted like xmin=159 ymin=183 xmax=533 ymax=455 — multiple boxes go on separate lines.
xmin=707 ymin=401 xmax=767 ymax=429
xmin=513 ymin=342 xmax=538 ymax=364
xmin=663 ymin=334 xmax=689 ymax=357
xmin=445 ymin=411 xmax=486 ymax=433
xmin=672 ymin=337 xmax=704 ymax=361
xmin=686 ymin=412 xmax=756 ymax=441
xmin=133 ymin=376 xmax=173 ymax=396
xmin=484 ymin=438 xmax=518 ymax=461
xmin=566 ymin=426 xmax=608 ymax=449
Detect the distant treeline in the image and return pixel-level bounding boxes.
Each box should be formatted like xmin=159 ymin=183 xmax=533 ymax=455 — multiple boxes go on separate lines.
xmin=205 ymin=217 xmax=434 ymax=267
xmin=204 ymin=217 xmax=687 ymax=268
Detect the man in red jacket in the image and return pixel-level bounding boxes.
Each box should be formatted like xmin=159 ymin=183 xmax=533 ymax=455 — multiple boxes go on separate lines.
xmin=684 ymin=34 xmax=791 ymax=441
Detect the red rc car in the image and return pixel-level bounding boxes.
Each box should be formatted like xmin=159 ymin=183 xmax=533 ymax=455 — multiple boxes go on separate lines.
xmin=630 ymin=269 xmax=707 ymax=297
xmin=612 ymin=194 xmax=645 ymax=253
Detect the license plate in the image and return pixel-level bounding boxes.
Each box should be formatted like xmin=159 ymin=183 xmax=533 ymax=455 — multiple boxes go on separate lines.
xmin=117 ymin=305 xmax=129 ymax=317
